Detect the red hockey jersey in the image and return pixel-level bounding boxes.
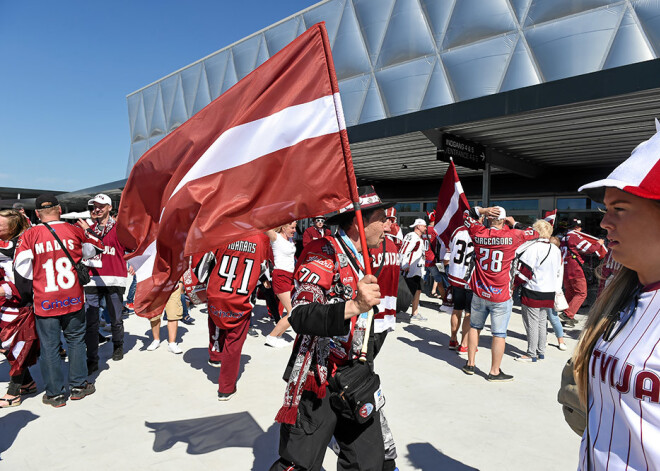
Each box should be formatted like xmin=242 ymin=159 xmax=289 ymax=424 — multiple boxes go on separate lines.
xmin=202 ymin=233 xmax=271 ymax=329
xmin=14 ymin=221 xmax=104 ymax=317
xmin=86 ymin=220 xmax=128 ymax=288
xmin=302 ymin=226 xmax=331 ymax=247
xmin=465 ymin=215 xmax=539 ymax=303
xmin=561 ymin=230 xmax=607 ymax=279
xmin=369 ymin=238 xmax=400 ymax=333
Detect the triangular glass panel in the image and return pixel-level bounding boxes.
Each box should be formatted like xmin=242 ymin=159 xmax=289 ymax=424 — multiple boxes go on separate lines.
xmin=192 ymin=64 xmax=211 ymax=115
xmin=441 ymin=33 xmax=517 ymax=101
xmin=149 ymin=85 xmax=167 ymax=137
xmin=127 ymin=93 xmax=142 ymax=138
xmin=126 ymin=146 xmax=136 ymax=176
xmin=507 ymin=0 xmax=533 ymax=24
xmin=420 ymin=58 xmax=454 ymax=110
xmin=354 ymin=0 xmax=395 ymax=64
xmin=148 ymin=133 xmax=165 ymax=149
xmin=180 ymin=63 xmax=202 ymax=117
xmin=204 ymin=50 xmax=229 ymax=100
xmin=169 ymin=75 xmax=189 ymax=132
xmin=141 ymin=85 xmax=159 ymax=132
xmin=499 ymin=36 xmax=540 ymax=92
xmin=296 ymin=16 xmax=308 ymax=37
xmin=375 ymin=56 xmax=435 ymax=116
xmin=359 ymin=74 xmax=386 ymax=124
xmin=604 ymin=7 xmax=654 ymax=69
xmin=337 ymin=74 xmax=371 ymax=127
xmin=221 ymin=53 xmax=238 ymax=94
xmin=255 ymin=35 xmax=270 ymax=69
xmin=632 ymin=1 xmax=660 ymax=59
xmin=130 ymin=141 xmax=148 ymax=167
xmin=265 ymin=16 xmax=301 ymax=56
xmin=232 ymin=34 xmax=262 ymax=80
xmin=442 ymin=0 xmax=516 ymax=49
xmin=525 ymin=5 xmax=624 ymax=82
xmin=420 ymin=0 xmax=455 ymax=47
xmin=376 ymin=0 xmax=436 ymax=69
xmin=303 ymin=0 xmax=346 ymax=48
xmin=131 ymin=94 xmax=148 ymax=142
xmin=159 ymin=74 xmax=180 ymax=127
xmin=333 ymin=0 xmax=372 ymax=80
xmin=525 ymin=0 xmax=616 ymax=26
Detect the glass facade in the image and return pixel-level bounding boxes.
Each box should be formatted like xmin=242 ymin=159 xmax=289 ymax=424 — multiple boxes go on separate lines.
xmin=126 ymin=0 xmax=660 ymax=174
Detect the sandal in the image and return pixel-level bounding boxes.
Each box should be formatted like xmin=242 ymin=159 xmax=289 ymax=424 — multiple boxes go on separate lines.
xmin=0 ymin=395 xmax=21 ymax=408
xmin=19 ymin=381 xmax=37 ymax=395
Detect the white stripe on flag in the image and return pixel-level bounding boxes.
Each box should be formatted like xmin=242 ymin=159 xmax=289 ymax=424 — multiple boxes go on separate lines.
xmin=169 ymin=93 xmax=343 ymax=202
xmin=132 ymin=240 xmax=157 ymax=282
xmin=434 ymin=181 xmax=464 ymax=237
xmin=11 ymin=340 xmax=25 ymax=358
xmin=380 ymin=296 xmax=397 ymax=311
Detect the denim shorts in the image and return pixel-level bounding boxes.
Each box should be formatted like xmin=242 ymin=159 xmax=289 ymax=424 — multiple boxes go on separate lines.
xmin=470 ymin=295 xmax=513 ymax=338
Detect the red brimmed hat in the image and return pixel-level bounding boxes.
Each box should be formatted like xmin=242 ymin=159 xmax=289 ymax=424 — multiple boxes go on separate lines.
xmin=325 ymin=186 xmax=395 ymax=225
xmin=579 ymin=119 xmax=660 ymax=202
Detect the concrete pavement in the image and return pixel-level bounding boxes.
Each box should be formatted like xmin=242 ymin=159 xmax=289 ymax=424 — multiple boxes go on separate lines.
xmin=0 ymin=295 xmax=583 ymax=470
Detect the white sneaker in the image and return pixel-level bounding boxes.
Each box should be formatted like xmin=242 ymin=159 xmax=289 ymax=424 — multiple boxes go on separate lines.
xmin=168 ymin=342 xmax=183 ymax=354
xmin=558 ymin=343 xmax=567 ymax=351
xmin=146 ymin=339 xmax=161 ymax=351
xmin=265 ymin=335 xmax=289 ymax=348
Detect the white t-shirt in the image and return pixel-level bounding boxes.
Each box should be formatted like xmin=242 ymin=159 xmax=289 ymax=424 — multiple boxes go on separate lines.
xmin=271 ymin=233 xmax=296 ymax=273
xmin=579 ymin=282 xmax=660 ymax=470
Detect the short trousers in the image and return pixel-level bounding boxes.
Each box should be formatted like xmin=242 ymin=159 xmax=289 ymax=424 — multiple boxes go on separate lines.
xmin=427 ymin=265 xmax=443 ymax=283
xmin=453 ymin=286 xmax=473 ymax=312
xmin=272 ymin=269 xmax=294 ymax=295
xmin=153 ymin=285 xmax=183 ymax=321
xmin=404 ymin=275 xmax=422 ymax=293
xmin=470 ymin=295 xmax=513 ymax=338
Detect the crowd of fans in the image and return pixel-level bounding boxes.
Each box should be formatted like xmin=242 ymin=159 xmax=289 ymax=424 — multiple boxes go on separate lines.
xmin=0 ymin=180 xmax=626 ymax=469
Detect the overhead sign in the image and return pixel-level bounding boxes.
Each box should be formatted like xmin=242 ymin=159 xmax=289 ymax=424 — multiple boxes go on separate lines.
xmin=437 ymin=133 xmax=486 ymax=170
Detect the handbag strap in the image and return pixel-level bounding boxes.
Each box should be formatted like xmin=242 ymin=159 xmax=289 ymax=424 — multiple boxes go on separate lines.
xmin=42 ymin=222 xmax=78 ymax=268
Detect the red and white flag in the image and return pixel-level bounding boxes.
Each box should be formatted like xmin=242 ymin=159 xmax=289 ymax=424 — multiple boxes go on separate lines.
xmin=117 ymin=23 xmax=358 ymax=318
xmin=544 ymin=209 xmax=557 ymax=226
xmin=433 ymin=160 xmax=471 ymax=247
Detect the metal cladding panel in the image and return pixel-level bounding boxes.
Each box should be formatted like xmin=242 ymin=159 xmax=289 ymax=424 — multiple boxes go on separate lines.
xmin=126 ymin=0 xmax=660 ymax=172
xmin=442 ymin=33 xmax=518 ymax=101
xmin=442 ymin=0 xmax=516 ymax=49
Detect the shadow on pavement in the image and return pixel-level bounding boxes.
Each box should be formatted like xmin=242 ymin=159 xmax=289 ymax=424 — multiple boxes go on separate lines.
xmin=0 ymin=410 xmax=40 ymax=460
xmin=406 ymin=442 xmax=479 ymax=471
xmin=145 ymin=411 xmax=264 ymax=454
xmin=182 ymin=347 xmax=250 ymax=384
xmin=251 ymin=421 xmax=280 ymax=471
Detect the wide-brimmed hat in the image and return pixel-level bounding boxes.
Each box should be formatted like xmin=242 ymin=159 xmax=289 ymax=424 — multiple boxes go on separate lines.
xmin=579 ymin=119 xmax=660 ymax=203
xmin=325 ymin=186 xmax=395 ymax=225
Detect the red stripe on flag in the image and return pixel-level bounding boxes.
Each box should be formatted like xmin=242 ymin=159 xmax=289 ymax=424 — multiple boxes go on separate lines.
xmin=118 ymin=23 xmax=359 ymax=317
xmin=433 ymin=160 xmax=471 ymax=247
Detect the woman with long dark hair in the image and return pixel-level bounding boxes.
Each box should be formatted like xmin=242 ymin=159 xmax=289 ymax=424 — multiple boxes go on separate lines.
xmin=572 ymin=121 xmax=660 ymax=469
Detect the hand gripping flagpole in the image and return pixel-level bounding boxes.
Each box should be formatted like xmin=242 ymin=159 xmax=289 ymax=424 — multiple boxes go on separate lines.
xmin=354 ymin=202 xmax=374 ymax=363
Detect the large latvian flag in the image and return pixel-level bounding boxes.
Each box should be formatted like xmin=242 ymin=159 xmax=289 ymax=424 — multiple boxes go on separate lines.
xmin=543 ymin=209 xmax=557 ymax=226
xmin=433 ymin=160 xmax=471 ymax=247
xmin=117 ymin=23 xmax=358 ymax=318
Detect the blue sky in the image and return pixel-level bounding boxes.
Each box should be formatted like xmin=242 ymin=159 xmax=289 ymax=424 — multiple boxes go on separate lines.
xmin=0 ymin=0 xmax=317 ymax=192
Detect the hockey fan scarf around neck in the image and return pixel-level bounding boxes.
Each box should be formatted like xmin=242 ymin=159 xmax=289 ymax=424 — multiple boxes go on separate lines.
xmin=92 ymin=216 xmax=115 ymax=239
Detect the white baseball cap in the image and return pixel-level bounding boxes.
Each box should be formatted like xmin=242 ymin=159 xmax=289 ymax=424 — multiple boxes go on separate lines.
xmin=409 ymin=218 xmax=427 ymax=228
xmin=88 ymin=194 xmax=111 ymax=206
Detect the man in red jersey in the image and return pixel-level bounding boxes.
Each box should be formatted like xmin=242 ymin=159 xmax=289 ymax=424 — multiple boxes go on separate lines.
xmin=461 ymin=206 xmax=539 ymax=382
xmin=559 ymin=218 xmax=606 ymax=326
xmin=14 ymin=194 xmax=104 ymax=407
xmin=302 ymin=216 xmax=331 ymax=247
xmin=384 ymin=207 xmax=403 ymax=250
xmin=78 ymin=194 xmax=130 ymax=369
xmin=195 ymin=232 xmax=272 ymax=400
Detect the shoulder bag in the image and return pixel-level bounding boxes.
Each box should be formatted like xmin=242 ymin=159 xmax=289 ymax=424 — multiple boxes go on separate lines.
xmin=43 ymin=222 xmax=91 ymax=286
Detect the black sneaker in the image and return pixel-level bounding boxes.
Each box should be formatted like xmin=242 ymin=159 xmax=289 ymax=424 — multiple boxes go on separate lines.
xmin=71 ymin=382 xmax=96 ymax=400
xmin=487 ymin=370 xmax=514 ymax=382
xmin=208 ymin=360 xmax=221 ymax=367
xmin=218 ymin=390 xmax=236 ymax=401
xmin=43 ymin=393 xmax=67 ymax=408
xmin=462 ymin=363 xmax=475 ymax=375
xmin=248 ymin=328 xmax=259 ymax=337
xmin=112 ymin=346 xmax=124 ymax=361
xmin=87 ymin=361 xmax=99 ymax=374
xmin=98 ymin=333 xmax=109 ymax=344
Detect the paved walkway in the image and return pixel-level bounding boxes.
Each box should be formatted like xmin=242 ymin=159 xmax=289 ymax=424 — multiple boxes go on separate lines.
xmin=0 ymin=295 xmax=583 ymax=470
